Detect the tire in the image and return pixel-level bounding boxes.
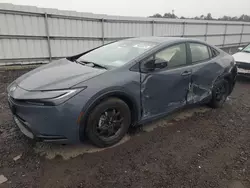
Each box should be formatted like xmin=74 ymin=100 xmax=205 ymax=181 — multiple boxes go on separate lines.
xmin=208 ymin=79 xmax=229 ymax=108
xmin=85 ymin=97 xmax=131 ymax=147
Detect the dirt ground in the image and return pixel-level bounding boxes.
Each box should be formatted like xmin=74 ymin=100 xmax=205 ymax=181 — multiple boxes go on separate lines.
xmin=0 ymin=69 xmax=250 ymax=188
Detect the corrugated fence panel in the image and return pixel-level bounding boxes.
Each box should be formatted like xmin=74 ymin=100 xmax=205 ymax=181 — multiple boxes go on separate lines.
xmin=0 ymin=13 xmax=46 ymax=36
xmin=225 ymin=35 xmax=241 ymax=44
xmin=0 ymin=39 xmax=48 ymax=59
xmin=207 ymin=24 xmax=225 ymax=34
xmin=241 ymin=35 xmax=250 ymax=43
xmin=185 ymin=24 xmax=206 ymax=35
xmin=104 ymin=22 xmax=152 ymax=37
xmin=206 ymin=36 xmax=224 ymax=45
xmin=226 ymin=25 xmax=242 ymax=34
xmin=191 ymin=36 xmax=206 ymax=41
xmin=154 ymin=23 xmax=183 ymax=36
xmin=243 ymin=25 xmax=250 ymax=33
xmin=48 ymin=18 xmax=102 ymax=37
xmin=51 ymin=39 xmax=102 ymax=57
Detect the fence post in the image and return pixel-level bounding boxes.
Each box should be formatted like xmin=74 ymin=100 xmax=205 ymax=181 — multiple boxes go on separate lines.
xmin=239 ymin=24 xmax=244 ymax=46
xmin=182 ymin=22 xmax=186 ymax=37
xmin=222 ymin=23 xmax=228 ymax=47
xmin=101 ymin=18 xmax=105 ymax=45
xmin=205 ymin=22 xmax=208 ymax=41
xmin=151 ymin=20 xmax=154 ymax=36
xmin=44 ymin=13 xmax=52 ymax=62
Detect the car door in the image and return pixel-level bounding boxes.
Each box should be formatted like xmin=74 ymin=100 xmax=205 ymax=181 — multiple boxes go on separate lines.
xmin=140 ymin=43 xmax=192 ymax=120
xmin=186 ymin=42 xmax=222 ymax=104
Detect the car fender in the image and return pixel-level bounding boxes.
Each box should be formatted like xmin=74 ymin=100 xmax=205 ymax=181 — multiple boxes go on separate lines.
xmin=78 ymin=86 xmax=140 ymax=136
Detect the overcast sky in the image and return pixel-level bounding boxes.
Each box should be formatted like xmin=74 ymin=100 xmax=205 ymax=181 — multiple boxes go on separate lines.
xmin=0 ymin=0 xmax=249 ymax=18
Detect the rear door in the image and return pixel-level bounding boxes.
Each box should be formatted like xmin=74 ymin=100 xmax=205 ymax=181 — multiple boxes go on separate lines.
xmin=186 ymin=42 xmax=222 ymax=103
xmin=140 ymin=43 xmax=192 ymax=120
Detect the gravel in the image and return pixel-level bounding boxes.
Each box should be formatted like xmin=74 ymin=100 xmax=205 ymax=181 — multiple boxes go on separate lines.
xmin=0 ymin=69 xmax=249 ymax=188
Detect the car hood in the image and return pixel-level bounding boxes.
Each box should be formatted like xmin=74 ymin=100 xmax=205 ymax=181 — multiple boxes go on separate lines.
xmin=15 ymin=58 xmax=106 ymax=91
xmin=233 ymin=52 xmax=250 ymax=63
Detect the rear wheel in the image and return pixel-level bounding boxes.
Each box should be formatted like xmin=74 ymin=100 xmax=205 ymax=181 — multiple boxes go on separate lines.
xmin=208 ymin=79 xmax=229 ymax=108
xmin=86 ymin=98 xmax=131 ymax=147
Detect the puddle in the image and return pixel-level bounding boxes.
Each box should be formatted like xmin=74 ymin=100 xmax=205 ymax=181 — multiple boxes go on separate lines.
xmin=34 ymin=106 xmax=210 ymax=160
xmin=34 ymin=135 xmax=130 ymax=160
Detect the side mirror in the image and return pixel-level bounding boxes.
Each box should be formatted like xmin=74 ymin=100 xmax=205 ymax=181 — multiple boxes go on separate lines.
xmin=143 ymin=59 xmax=155 ymax=71
xmin=154 ymin=58 xmax=168 ymax=69
xmin=143 ymin=58 xmax=168 ymax=72
xmin=238 ymin=47 xmax=243 ymax=51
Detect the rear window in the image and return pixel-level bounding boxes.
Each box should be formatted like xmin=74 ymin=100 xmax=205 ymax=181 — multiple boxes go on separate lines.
xmin=190 ymin=43 xmax=210 ymax=63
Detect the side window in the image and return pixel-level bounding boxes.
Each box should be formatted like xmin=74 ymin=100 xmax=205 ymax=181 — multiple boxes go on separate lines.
xmin=155 ymin=43 xmax=187 ymax=68
xmin=190 ymin=43 xmax=210 ymax=63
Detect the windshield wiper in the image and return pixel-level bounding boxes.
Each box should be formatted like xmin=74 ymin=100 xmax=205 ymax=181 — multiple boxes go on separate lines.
xmin=74 ymin=60 xmax=85 ymax=65
xmin=75 ymin=60 xmax=107 ymax=69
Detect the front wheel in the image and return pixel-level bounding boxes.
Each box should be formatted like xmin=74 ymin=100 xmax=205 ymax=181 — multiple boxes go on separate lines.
xmin=85 ymin=98 xmax=131 ymax=147
xmin=208 ymin=79 xmax=229 ymax=108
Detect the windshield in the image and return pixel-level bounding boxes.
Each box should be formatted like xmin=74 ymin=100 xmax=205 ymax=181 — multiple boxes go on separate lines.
xmin=78 ymin=40 xmax=157 ymax=68
xmin=242 ymin=44 xmax=250 ymax=53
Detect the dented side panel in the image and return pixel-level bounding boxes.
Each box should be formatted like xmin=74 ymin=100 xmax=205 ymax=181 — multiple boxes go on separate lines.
xmin=187 ymin=61 xmax=223 ymax=103
xmin=140 ymin=52 xmax=234 ymax=121
xmin=187 ymin=54 xmax=232 ymax=104
xmin=141 ymin=67 xmax=191 ymax=120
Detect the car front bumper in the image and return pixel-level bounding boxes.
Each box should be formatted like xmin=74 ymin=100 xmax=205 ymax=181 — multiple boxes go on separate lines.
xmin=8 ymin=94 xmax=84 ymax=144
xmin=237 ymin=68 xmax=250 ymax=77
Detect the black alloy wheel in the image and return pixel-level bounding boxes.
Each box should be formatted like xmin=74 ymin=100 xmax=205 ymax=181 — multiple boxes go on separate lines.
xmin=86 ymin=98 xmax=131 ymax=147
xmin=96 ymin=108 xmax=124 ymax=139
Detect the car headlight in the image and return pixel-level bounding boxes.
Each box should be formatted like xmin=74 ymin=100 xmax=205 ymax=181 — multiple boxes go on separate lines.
xmin=18 ymin=87 xmax=86 ymax=106
xmin=7 ymin=82 xmax=18 ymax=93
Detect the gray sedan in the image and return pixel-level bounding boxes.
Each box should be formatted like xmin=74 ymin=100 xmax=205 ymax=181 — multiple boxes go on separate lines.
xmin=7 ymin=37 xmax=237 ymax=147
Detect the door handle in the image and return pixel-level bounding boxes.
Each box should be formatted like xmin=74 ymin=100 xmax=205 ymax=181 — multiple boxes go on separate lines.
xmin=181 ymin=71 xmax=192 ymax=76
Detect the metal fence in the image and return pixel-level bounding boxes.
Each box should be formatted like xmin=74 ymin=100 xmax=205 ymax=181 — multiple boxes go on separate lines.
xmin=0 ymin=3 xmax=250 ymax=66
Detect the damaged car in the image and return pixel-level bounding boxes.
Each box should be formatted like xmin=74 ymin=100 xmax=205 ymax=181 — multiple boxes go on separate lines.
xmin=7 ymin=37 xmax=237 ymax=147
xmin=233 ymin=43 xmax=250 ymax=77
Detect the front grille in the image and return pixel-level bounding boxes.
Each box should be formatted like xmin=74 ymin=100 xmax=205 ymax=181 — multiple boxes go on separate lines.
xmin=236 ymin=62 xmax=250 ymax=70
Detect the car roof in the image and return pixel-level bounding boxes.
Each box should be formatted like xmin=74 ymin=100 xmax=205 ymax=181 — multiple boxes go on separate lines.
xmin=125 ymin=36 xmax=200 ymax=44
